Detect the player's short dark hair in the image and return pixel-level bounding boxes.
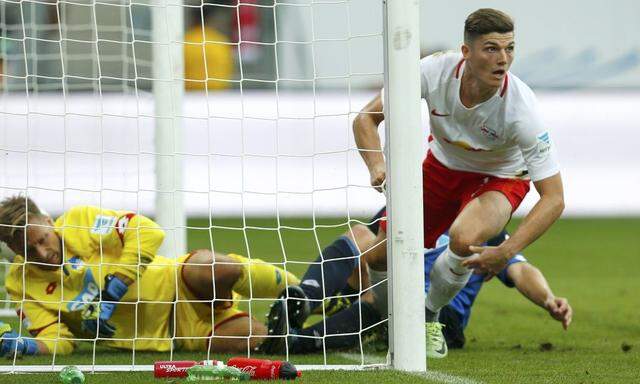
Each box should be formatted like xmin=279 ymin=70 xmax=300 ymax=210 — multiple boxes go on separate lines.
xmin=0 ymin=195 xmax=45 ymax=247
xmin=464 ymin=8 xmax=514 ymax=44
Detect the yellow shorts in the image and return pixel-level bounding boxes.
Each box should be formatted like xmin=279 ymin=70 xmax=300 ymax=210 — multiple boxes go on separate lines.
xmin=173 ymin=253 xmax=250 ymax=351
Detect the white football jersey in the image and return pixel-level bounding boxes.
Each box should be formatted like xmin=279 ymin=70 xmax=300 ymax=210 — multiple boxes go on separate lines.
xmin=420 ymin=51 xmax=559 ymax=181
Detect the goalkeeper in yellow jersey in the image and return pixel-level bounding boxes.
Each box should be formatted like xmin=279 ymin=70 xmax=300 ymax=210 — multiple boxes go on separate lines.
xmin=0 ymin=196 xmax=298 ymax=357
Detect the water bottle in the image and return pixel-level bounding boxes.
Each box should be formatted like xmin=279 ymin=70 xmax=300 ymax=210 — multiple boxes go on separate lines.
xmin=186 ymin=362 xmax=250 ymax=381
xmin=227 ymin=357 xmax=301 ymax=380
xmin=59 ymin=366 xmax=85 ymax=384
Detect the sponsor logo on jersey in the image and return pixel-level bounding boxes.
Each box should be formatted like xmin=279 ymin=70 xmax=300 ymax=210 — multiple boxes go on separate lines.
xmin=536 ymin=132 xmax=551 ymax=155
xmin=91 ymin=215 xmax=117 ymax=235
xmin=68 ymin=256 xmax=85 ymax=270
xmin=45 ymin=282 xmax=57 ymax=295
xmin=68 ymin=269 xmax=100 ymax=312
xmin=479 ymin=123 xmax=499 ymax=140
xmin=443 ymin=137 xmax=489 ymax=152
xmin=116 ymin=213 xmax=135 ymax=237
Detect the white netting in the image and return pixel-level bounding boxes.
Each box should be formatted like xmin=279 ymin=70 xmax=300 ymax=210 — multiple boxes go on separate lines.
xmin=0 ymin=0 xmax=399 ymax=372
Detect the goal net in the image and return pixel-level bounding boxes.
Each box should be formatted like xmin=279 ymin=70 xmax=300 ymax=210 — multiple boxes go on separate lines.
xmin=0 ymin=0 xmax=424 ymax=373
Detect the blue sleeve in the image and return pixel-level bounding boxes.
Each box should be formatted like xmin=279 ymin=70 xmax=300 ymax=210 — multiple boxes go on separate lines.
xmin=496 ymin=254 xmax=527 ymax=288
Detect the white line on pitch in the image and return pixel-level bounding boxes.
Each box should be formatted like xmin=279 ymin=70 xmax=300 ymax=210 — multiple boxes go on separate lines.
xmin=338 ymin=352 xmax=387 ymax=365
xmin=338 ymin=352 xmax=482 ymax=384
xmin=418 ymin=371 xmax=483 ymax=384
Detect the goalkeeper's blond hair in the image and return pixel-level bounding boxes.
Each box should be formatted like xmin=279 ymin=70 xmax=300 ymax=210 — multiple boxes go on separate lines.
xmin=0 ymin=195 xmax=46 ymax=246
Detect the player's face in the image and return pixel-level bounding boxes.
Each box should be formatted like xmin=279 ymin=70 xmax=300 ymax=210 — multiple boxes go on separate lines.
xmin=24 ymin=217 xmax=62 ymax=270
xmin=463 ymin=32 xmax=515 ymax=88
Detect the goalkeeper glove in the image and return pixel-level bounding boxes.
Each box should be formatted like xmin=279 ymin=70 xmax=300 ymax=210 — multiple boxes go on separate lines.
xmin=0 ymin=322 xmax=39 ymax=358
xmin=81 ymin=274 xmax=128 ymax=338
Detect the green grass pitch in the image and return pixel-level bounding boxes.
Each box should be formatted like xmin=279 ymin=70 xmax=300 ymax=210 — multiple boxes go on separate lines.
xmin=0 ymin=217 xmax=638 ymax=383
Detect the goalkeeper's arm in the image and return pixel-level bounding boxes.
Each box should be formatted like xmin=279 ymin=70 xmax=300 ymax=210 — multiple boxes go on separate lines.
xmin=80 ymin=213 xmax=164 ymax=337
xmin=112 ymin=212 xmax=165 ymax=282
xmin=0 ymin=321 xmax=75 ymax=357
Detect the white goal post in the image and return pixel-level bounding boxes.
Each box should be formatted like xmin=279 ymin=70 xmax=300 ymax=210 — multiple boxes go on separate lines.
xmin=383 ymin=0 xmax=426 ymax=373
xmin=0 ymin=0 xmax=425 ymax=374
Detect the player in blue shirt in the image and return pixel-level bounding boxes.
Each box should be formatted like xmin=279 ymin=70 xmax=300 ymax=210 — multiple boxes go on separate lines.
xmin=425 ymin=232 xmax=561 ymax=354
xmin=259 ymin=216 xmax=572 ymax=356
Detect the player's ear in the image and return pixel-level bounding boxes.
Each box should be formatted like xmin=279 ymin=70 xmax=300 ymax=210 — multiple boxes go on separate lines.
xmin=461 ymin=44 xmax=470 ymax=59
xmin=44 ymin=215 xmax=54 ymax=227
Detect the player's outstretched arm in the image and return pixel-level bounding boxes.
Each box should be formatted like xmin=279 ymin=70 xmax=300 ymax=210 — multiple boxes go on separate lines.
xmin=506 ymin=262 xmax=572 ymax=330
xmin=0 ymin=321 xmax=75 ymax=357
xmin=353 ymin=93 xmax=386 ymax=192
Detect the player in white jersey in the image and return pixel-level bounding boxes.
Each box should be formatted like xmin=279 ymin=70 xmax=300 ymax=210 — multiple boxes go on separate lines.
xmin=353 ymin=9 xmax=565 ymax=358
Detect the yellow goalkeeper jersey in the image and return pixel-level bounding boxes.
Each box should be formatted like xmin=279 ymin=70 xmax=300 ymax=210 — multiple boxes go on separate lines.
xmin=5 ymin=205 xmax=173 ymax=353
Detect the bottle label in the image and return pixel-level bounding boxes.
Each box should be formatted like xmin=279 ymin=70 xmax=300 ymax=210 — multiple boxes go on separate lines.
xmin=163 ymin=365 xmax=187 ymax=373
xmin=237 ymin=365 xmax=257 ymax=377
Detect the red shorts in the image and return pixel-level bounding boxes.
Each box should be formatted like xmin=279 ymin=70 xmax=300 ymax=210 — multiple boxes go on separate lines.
xmin=379 ymin=152 xmax=530 ymax=247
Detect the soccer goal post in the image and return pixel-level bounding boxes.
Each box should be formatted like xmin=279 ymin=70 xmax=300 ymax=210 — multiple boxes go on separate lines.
xmin=152 ymin=0 xmax=187 ymax=259
xmin=383 ymin=0 xmax=426 ymax=373
xmin=0 ymin=0 xmax=424 ymax=374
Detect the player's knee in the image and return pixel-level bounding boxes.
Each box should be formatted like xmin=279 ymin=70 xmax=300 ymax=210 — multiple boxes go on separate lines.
xmin=211 ymin=254 xmax=243 ymax=290
xmin=210 ymin=316 xmax=266 ymax=353
xmin=448 ymin=227 xmax=482 ymax=257
xmin=346 ymin=224 xmax=375 ymax=249
xmin=183 ymin=249 xmax=214 ymax=286
xmin=364 ymin=233 xmax=387 ymax=271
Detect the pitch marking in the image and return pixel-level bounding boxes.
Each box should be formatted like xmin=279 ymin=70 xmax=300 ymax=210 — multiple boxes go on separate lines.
xmin=338 ymin=352 xmax=482 ymax=384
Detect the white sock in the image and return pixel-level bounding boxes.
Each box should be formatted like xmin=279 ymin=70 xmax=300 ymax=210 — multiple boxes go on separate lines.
xmin=425 ymin=246 xmax=472 ymax=314
xmin=367 ymin=266 xmax=388 ymax=317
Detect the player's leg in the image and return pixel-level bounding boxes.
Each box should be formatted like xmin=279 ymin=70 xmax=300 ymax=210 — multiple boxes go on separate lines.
xmin=182 ymin=248 xmax=300 ymax=301
xmin=438 ymin=305 xmax=466 ymax=349
xmin=259 ymin=224 xmax=376 ymax=354
xmin=425 ymin=191 xmax=512 ymax=322
xmin=449 ymin=191 xmax=513 ymax=256
xmin=427 ymin=190 xmax=512 ymax=315
xmin=208 ymin=315 xmax=267 ymax=353
xmin=181 ymin=249 xmax=242 ymax=302
xmin=298 ymin=224 xmax=373 ymax=314
xmin=362 ymin=228 xmax=388 ymax=316
xmin=264 ymin=291 xmax=382 ymax=354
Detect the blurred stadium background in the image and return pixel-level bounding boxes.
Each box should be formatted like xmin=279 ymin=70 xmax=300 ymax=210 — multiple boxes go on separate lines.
xmin=0 ymin=1 xmax=639 ymax=382
xmin=1 ymin=0 xmax=639 ymax=221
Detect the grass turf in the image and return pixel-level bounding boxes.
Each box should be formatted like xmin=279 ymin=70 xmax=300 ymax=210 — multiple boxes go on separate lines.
xmin=0 ymin=217 xmax=639 ymax=383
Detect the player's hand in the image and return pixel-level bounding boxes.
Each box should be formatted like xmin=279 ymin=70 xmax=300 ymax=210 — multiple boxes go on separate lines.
xmin=544 ymin=297 xmax=572 ymax=330
xmin=0 ymin=322 xmax=38 ymax=358
xmin=369 ymin=163 xmax=387 ymax=193
xmin=462 ymin=245 xmax=511 ymax=281
xmin=81 ymin=274 xmax=128 ymax=338
xmin=81 ymin=302 xmax=117 ymax=338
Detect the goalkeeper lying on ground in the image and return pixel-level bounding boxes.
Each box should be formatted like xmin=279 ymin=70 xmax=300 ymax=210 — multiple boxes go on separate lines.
xmin=260 ymin=218 xmax=572 ymax=357
xmin=0 ymin=196 xmax=297 ymax=357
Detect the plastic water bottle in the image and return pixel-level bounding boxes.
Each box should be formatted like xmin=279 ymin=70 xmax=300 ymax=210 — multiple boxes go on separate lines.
xmin=227 ymin=357 xmax=301 ymax=380
xmin=59 ymin=366 xmax=85 ymax=384
xmin=186 ymin=362 xmax=250 ymax=381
